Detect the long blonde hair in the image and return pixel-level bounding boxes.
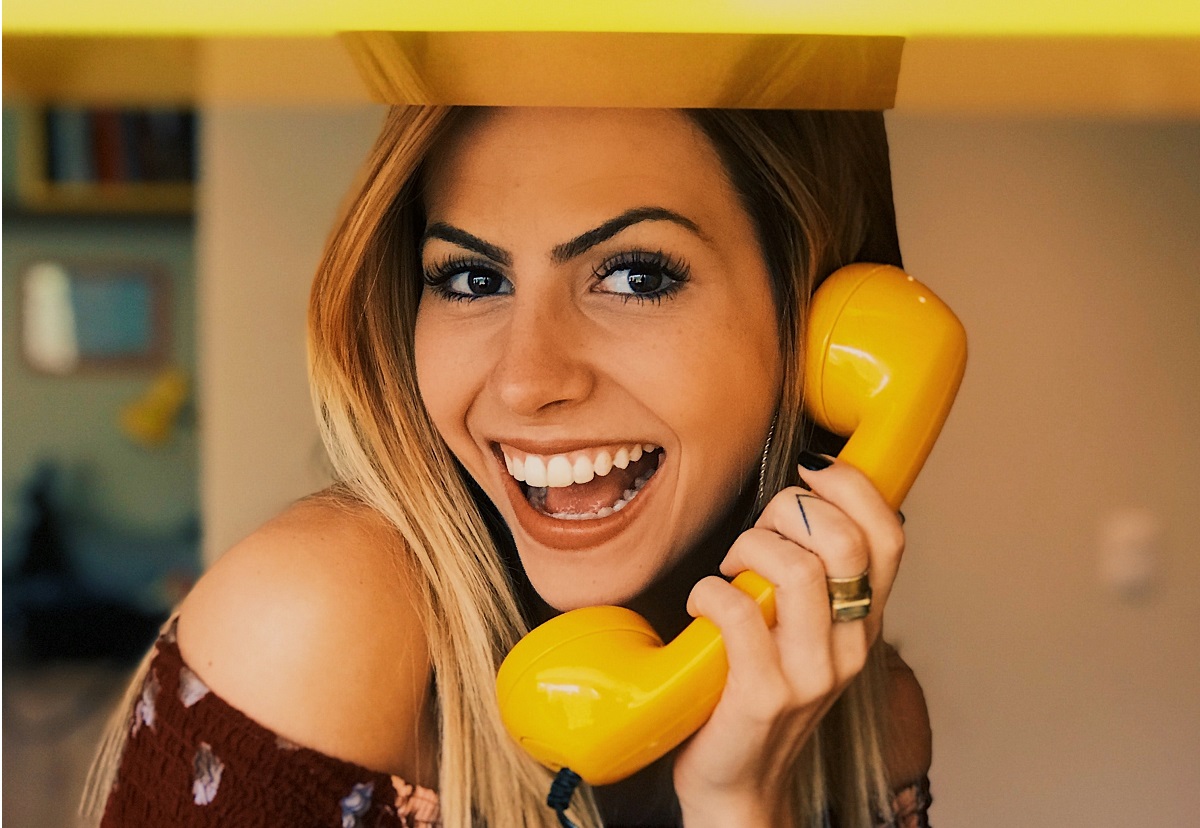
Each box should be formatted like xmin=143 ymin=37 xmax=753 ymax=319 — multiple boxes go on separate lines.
xmin=306 ymin=105 xmax=593 ymax=828
xmin=690 ymin=109 xmax=902 ymax=825
xmin=85 ymin=106 xmax=904 ymax=827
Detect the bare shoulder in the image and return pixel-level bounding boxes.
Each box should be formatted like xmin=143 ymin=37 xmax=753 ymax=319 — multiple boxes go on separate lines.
xmin=881 ymin=642 xmax=933 ymax=788
xmin=176 ymin=492 xmax=434 ymax=782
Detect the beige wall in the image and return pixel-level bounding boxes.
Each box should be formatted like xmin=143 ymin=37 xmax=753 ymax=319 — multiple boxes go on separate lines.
xmin=883 ymin=116 xmax=1200 ymax=825
xmin=196 ymin=105 xmax=385 ymax=561
xmin=198 ymin=111 xmax=1200 ymax=824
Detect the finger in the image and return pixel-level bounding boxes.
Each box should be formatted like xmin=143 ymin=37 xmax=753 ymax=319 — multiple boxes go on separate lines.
xmin=795 ymin=456 xmax=906 ymax=608
xmin=686 ymin=576 xmax=786 ymax=707
xmin=727 ymin=487 xmax=870 ymax=582
xmin=720 ymin=530 xmax=838 ymax=701
xmin=735 ymin=484 xmax=878 ymax=676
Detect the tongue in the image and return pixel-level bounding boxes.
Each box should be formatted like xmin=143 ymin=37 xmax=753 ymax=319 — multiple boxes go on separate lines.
xmin=540 ymin=453 xmax=654 ymax=515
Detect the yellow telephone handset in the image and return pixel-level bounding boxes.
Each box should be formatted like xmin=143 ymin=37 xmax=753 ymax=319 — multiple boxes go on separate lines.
xmin=495 ymin=264 xmax=967 ymax=785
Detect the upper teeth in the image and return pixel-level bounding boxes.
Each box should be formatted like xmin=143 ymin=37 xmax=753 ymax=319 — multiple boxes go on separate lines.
xmin=501 ymin=443 xmax=658 ymax=488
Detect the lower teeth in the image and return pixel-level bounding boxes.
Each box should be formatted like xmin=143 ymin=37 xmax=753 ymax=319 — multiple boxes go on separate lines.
xmin=532 ymin=460 xmax=658 ymax=521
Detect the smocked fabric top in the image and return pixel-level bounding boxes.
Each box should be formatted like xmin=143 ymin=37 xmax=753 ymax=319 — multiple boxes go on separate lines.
xmin=100 ymin=621 xmax=439 ymax=828
xmin=100 ymin=623 xmax=929 ymax=827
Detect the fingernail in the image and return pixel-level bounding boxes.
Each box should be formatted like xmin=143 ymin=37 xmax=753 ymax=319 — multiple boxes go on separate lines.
xmin=798 ymin=450 xmax=833 ymax=472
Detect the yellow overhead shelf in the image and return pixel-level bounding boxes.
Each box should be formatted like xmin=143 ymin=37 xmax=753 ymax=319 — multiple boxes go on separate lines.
xmin=4 ymin=0 xmax=1200 ymax=37
xmin=5 ymin=2 xmax=1199 ymax=114
xmin=342 ymin=32 xmax=902 ymax=109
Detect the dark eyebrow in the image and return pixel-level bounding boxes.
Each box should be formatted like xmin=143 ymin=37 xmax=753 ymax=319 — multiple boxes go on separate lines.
xmin=422 ymin=223 xmax=513 ymax=267
xmin=551 ymin=207 xmax=705 ymax=263
xmin=422 ymin=206 xmax=704 ymax=268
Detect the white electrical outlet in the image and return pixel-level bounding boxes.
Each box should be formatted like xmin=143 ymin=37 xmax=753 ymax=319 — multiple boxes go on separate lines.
xmin=1098 ymin=506 xmax=1162 ymax=600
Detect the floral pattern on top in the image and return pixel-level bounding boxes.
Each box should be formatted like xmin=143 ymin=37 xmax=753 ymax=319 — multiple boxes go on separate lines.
xmin=340 ymin=781 xmax=374 ymax=828
xmin=178 ymin=666 xmax=210 ymax=708
xmin=191 ymin=742 xmax=225 ymax=806
xmin=131 ymin=668 xmax=160 ymax=736
xmin=103 ymin=622 xmax=449 ymax=828
xmin=275 ymin=734 xmax=302 ymax=751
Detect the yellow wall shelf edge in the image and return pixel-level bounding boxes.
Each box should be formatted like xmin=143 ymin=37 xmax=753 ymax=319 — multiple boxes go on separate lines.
xmin=5 ymin=0 xmax=1200 ymax=37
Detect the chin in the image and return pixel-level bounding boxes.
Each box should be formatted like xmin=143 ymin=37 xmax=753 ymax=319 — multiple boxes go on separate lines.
xmin=517 ymin=539 xmax=667 ymax=613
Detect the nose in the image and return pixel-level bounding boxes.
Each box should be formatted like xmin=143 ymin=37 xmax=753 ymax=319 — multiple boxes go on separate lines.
xmin=489 ymin=298 xmax=596 ymax=417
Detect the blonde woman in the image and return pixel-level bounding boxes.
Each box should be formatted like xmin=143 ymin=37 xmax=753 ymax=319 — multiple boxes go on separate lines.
xmin=87 ymin=106 xmax=932 ymax=827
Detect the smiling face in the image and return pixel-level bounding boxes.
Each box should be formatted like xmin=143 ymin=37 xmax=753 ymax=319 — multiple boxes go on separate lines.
xmin=413 ymin=108 xmax=782 ymax=610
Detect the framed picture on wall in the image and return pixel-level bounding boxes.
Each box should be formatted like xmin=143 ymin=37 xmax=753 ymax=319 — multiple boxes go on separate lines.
xmin=20 ymin=260 xmax=170 ymax=375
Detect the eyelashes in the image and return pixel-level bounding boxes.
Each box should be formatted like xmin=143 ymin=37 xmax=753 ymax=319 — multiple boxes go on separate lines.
xmin=591 ymin=250 xmax=689 ymax=304
xmin=422 ymin=249 xmax=690 ymax=305
xmin=422 ymin=255 xmax=509 ymax=301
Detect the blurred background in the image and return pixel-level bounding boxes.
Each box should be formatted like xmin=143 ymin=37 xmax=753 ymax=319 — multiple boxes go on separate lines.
xmin=3 ymin=17 xmax=1199 ymax=828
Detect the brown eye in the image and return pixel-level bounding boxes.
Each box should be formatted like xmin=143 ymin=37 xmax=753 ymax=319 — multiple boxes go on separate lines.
xmin=615 ymin=265 xmax=666 ymax=294
xmin=425 ymin=262 xmax=513 ymax=301
xmin=462 ymin=269 xmax=507 ymax=295
xmin=595 ymin=252 xmax=688 ymax=303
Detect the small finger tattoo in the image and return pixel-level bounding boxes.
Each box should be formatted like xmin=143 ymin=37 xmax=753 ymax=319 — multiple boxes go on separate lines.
xmin=795 ymin=494 xmax=813 ymax=535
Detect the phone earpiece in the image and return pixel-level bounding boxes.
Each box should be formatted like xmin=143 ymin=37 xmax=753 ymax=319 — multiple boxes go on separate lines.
xmin=496 ymin=264 xmax=966 ymax=785
xmin=805 ymin=264 xmax=967 ymax=509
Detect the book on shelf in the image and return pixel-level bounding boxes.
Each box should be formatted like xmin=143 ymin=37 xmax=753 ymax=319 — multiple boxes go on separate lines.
xmin=41 ymin=107 xmax=195 ymax=186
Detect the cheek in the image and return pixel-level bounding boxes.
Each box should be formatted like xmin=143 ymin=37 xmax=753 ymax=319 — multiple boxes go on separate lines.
xmin=413 ymin=310 xmax=476 ymax=447
xmin=633 ymin=306 xmax=782 ymax=471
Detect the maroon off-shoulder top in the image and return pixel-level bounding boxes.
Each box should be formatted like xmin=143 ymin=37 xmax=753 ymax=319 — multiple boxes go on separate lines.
xmin=100 ymin=621 xmax=439 ymax=827
xmin=100 ymin=624 xmax=929 ymax=827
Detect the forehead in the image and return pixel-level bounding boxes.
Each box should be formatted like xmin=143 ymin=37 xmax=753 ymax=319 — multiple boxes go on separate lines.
xmin=422 ymin=108 xmax=741 ymax=227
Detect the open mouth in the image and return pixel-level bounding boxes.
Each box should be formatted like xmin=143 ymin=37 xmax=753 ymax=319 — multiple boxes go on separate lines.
xmin=498 ymin=443 xmax=664 ymax=521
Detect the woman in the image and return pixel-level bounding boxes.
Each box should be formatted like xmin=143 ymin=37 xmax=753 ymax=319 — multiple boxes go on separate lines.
xmin=87 ymin=106 xmax=931 ymax=827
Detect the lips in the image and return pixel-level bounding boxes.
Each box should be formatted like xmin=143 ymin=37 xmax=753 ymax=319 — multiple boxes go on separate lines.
xmin=492 ymin=441 xmax=665 ymax=551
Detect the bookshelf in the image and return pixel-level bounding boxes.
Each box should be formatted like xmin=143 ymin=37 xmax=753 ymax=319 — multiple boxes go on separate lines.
xmin=14 ymin=106 xmax=195 ymax=215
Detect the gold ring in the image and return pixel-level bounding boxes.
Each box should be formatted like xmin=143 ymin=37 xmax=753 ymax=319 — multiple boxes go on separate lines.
xmin=827 ymin=571 xmax=872 ymax=622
